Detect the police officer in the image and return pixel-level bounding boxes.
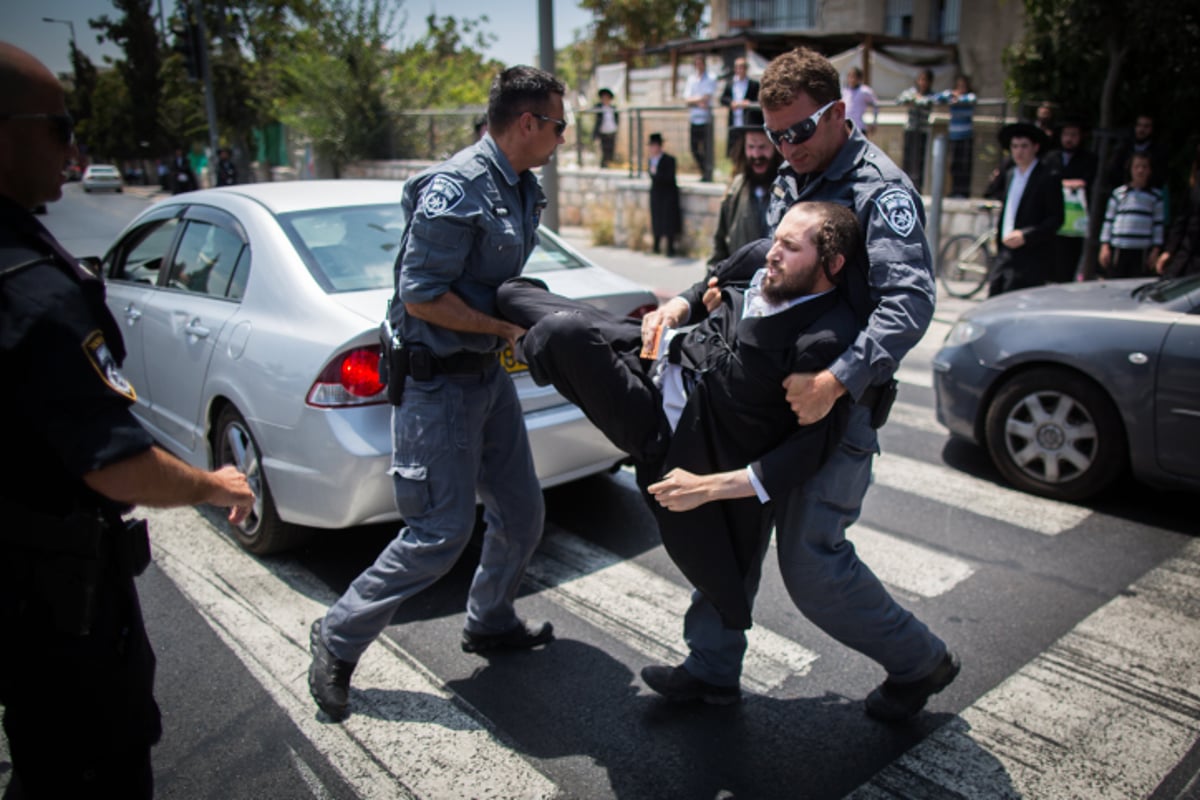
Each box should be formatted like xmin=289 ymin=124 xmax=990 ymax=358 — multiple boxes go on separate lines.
xmin=639 ymin=47 xmax=959 ymax=722
xmin=308 ymin=65 xmax=566 ymax=722
xmin=0 ymin=42 xmax=255 ymax=797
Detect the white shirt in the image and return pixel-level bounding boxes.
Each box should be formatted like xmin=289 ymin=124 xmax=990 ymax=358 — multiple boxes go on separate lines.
xmin=1001 ymin=162 xmax=1036 ymax=239
xmin=685 ymin=71 xmax=716 ymax=125
xmin=841 ymin=84 xmax=879 ymax=130
xmin=729 ymin=77 xmax=751 ymax=127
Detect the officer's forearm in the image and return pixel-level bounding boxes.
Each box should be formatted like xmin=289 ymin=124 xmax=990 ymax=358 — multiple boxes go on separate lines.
xmin=405 ymin=292 xmax=523 ymax=345
xmin=84 ymin=446 xmax=232 ymax=509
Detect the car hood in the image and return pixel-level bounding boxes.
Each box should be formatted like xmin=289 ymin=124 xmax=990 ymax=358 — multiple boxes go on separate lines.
xmin=964 ymin=278 xmax=1160 ymax=321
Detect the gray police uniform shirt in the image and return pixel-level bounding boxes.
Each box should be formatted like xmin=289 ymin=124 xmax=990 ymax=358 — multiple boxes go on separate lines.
xmin=391 ymin=134 xmax=546 ymax=357
xmin=765 ymin=123 xmax=935 ymax=403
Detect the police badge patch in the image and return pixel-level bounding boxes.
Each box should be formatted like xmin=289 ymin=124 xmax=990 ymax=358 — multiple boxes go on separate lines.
xmin=83 ymin=330 xmax=137 ymax=401
xmin=419 ymin=174 xmax=466 ymax=218
xmin=876 ymin=188 xmax=918 ymax=238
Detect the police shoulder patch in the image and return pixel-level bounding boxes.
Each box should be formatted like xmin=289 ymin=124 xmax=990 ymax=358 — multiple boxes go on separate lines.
xmin=419 ymin=174 xmax=466 ymax=218
xmin=83 ymin=330 xmax=137 ymax=401
xmin=875 ymin=187 xmax=918 ymax=238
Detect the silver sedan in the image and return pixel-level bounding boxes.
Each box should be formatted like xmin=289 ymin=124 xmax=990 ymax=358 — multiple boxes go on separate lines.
xmin=101 ymin=180 xmax=658 ymax=553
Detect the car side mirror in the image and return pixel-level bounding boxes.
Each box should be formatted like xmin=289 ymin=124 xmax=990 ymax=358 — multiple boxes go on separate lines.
xmin=79 ymin=255 xmax=104 ymax=278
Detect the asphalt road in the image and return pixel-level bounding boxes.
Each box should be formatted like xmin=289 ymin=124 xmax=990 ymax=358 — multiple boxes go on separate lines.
xmin=2 ymin=180 xmax=1197 ymax=800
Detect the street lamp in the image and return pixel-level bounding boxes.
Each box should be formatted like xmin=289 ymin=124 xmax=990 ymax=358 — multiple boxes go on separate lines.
xmin=42 ymin=17 xmax=78 ymax=80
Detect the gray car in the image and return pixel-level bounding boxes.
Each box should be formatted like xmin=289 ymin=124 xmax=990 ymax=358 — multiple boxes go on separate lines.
xmin=101 ymin=180 xmax=658 ymax=553
xmin=933 ymin=275 xmax=1200 ymax=501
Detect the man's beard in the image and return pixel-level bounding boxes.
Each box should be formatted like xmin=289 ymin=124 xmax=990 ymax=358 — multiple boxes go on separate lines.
xmin=761 ymin=268 xmax=818 ymax=304
xmin=744 ymin=158 xmax=775 ymax=187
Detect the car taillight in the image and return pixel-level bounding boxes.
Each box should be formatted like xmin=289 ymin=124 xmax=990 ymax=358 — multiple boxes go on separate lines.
xmin=627 ymin=302 xmax=659 ymax=320
xmin=306 ymin=346 xmax=387 ymax=407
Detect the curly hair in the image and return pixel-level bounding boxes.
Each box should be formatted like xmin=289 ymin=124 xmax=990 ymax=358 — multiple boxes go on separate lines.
xmin=487 ymin=66 xmax=566 ymax=135
xmin=760 ymin=48 xmax=841 ymax=111
xmin=807 ymin=202 xmax=861 ymax=283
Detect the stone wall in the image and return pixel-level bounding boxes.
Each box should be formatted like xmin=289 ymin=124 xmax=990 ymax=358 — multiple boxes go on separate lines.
xmin=343 ymin=159 xmax=994 ymax=261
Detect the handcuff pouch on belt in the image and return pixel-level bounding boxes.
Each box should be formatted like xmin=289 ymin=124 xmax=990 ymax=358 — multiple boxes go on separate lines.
xmin=861 ymin=378 xmax=899 ymax=429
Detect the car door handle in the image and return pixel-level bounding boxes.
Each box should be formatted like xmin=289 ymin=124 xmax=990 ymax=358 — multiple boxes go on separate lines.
xmin=123 ymin=304 xmax=142 ymax=322
xmin=184 ymin=319 xmax=211 ymax=339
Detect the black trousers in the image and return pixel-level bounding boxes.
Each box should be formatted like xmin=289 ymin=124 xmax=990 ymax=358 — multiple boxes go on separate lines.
xmin=949 ymin=138 xmax=973 ymax=197
xmin=498 ymin=279 xmax=672 ymax=474
xmin=690 ymin=123 xmax=712 ymax=181
xmin=1 ymin=561 xmax=159 ymax=800
xmin=903 ymin=129 xmax=928 ymax=193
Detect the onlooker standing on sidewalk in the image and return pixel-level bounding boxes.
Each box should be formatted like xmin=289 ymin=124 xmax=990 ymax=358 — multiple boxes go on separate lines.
xmin=1156 ymin=141 xmax=1200 ymax=278
xmin=169 ymin=147 xmax=198 ymax=194
xmin=1043 ymin=116 xmax=1099 ymax=282
xmin=215 ymin=147 xmax=237 ymax=186
xmin=592 ymin=88 xmax=619 ymax=168
xmin=684 ymin=55 xmax=716 ymax=182
xmin=1100 ymin=151 xmax=1165 ymax=278
xmin=989 ymin=121 xmax=1064 ymax=296
xmin=307 ymin=65 xmax=566 ymax=723
xmin=841 ymin=66 xmax=878 ymax=137
xmin=648 ymin=132 xmax=681 ymax=256
xmin=720 ymin=57 xmax=759 ymax=153
xmin=708 ymin=124 xmax=780 ymax=265
xmin=934 ymin=75 xmax=977 ymax=198
xmin=1106 ymin=113 xmax=1169 ymax=192
xmin=897 ymin=68 xmax=935 ymax=193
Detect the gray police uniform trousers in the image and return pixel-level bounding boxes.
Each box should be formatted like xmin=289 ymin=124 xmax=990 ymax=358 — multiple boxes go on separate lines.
xmin=323 ymin=363 xmax=544 ymax=663
xmin=682 ymin=404 xmax=947 ymax=686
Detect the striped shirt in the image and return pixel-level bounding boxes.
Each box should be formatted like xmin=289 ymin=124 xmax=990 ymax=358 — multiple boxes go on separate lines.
xmin=1100 ymin=185 xmax=1165 ymax=250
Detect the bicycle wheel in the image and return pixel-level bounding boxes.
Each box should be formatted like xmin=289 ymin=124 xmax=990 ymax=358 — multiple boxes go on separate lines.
xmin=938 ymin=233 xmax=992 ymax=298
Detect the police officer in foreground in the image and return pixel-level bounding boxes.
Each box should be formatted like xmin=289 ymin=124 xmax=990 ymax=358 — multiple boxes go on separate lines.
xmin=0 ymin=42 xmax=255 ymax=798
xmin=639 ymin=47 xmax=959 ymax=721
xmin=308 ymin=65 xmax=566 ymax=722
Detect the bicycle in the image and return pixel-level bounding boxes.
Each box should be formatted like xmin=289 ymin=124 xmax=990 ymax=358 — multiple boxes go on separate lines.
xmin=938 ymin=202 xmax=999 ymax=298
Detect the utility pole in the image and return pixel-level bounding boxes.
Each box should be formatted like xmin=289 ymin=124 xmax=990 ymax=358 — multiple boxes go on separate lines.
xmin=538 ymin=0 xmax=558 ymax=231
xmin=190 ymin=0 xmax=221 ymax=188
xmin=41 ymin=17 xmax=77 ymax=85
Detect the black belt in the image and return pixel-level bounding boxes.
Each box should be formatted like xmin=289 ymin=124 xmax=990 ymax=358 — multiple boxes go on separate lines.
xmin=436 ymin=350 xmax=498 ymax=374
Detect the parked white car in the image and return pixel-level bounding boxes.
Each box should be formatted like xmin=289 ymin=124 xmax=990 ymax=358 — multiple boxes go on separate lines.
xmin=82 ymin=164 xmax=124 ymax=192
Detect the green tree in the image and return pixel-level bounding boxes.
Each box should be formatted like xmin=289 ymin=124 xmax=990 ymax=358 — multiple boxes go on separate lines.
xmin=1006 ymin=0 xmax=1200 ymax=276
xmin=577 ymin=0 xmax=705 ymax=65
xmin=273 ymin=0 xmax=399 ymax=175
xmin=89 ymin=0 xmax=165 ymax=154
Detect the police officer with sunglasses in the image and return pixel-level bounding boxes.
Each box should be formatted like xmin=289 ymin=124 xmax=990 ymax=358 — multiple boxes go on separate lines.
xmin=640 ymin=47 xmax=960 ymax=724
xmin=0 ymin=42 xmax=254 ymax=798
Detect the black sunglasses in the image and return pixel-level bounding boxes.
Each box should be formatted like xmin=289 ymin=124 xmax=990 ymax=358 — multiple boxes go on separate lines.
xmin=763 ymin=100 xmax=836 ymax=148
xmin=532 ymin=113 xmax=568 ymax=136
xmin=0 ymin=112 xmax=75 ymax=146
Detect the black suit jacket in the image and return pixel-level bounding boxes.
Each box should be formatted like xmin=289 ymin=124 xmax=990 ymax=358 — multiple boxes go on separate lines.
xmin=994 ymin=160 xmax=1064 ymax=287
xmin=720 ymin=78 xmax=760 ymax=128
xmin=649 ymin=153 xmax=681 ymax=237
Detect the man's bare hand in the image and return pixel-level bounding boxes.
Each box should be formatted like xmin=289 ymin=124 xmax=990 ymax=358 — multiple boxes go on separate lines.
xmin=1001 ymin=229 xmax=1026 ymax=249
xmin=701 ymin=277 xmax=721 ymax=313
xmin=782 ymin=370 xmax=846 ymax=425
xmin=648 ymin=467 xmax=754 ymax=512
xmin=640 ymin=297 xmax=689 ymax=351
xmin=209 ymin=465 xmax=256 ymax=525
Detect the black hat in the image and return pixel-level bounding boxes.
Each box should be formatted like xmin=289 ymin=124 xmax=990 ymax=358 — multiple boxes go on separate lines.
xmin=598 ymin=87 xmax=614 ymax=99
xmin=728 ymin=107 xmax=765 ymax=134
xmin=999 ymin=121 xmax=1047 ymax=149
xmin=648 ymin=132 xmax=663 ymax=145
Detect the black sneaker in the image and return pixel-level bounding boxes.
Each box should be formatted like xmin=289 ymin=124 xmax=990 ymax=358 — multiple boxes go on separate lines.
xmin=640 ymin=664 xmax=741 ymax=705
xmin=308 ymin=619 xmax=356 ymax=722
xmin=865 ymin=651 xmax=961 ymax=722
xmin=461 ymin=621 xmax=554 ymax=654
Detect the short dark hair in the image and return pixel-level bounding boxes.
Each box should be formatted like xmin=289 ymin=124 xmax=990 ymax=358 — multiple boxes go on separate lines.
xmin=487 ymin=66 xmax=565 ymax=134
xmin=760 ymin=48 xmax=840 ymax=110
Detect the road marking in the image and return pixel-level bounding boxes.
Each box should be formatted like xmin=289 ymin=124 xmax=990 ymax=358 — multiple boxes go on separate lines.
xmin=848 ymin=525 xmax=975 ymax=598
xmin=894 ymin=364 xmax=933 ymax=388
xmin=874 ymin=453 xmax=1092 ymax=535
xmin=883 ymin=399 xmax=944 ymax=435
xmin=527 ymin=526 xmax=819 ymax=693
xmin=847 ymin=537 xmax=1200 ymax=800
xmin=142 ymin=507 xmax=557 ymax=800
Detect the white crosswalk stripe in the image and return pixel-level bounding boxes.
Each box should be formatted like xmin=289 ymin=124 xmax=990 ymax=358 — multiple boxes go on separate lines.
xmin=527 ymin=526 xmax=819 ymax=693
xmin=141 ymin=507 xmax=558 ymax=800
xmin=873 ymin=452 xmax=1092 ymax=535
xmin=847 ymin=525 xmax=975 ymax=598
xmin=847 ymin=537 xmax=1200 ymax=799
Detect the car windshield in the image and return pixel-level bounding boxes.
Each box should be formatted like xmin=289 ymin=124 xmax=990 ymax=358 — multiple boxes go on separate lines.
xmin=90 ymin=167 xmax=117 ymax=175
xmin=280 ymin=203 xmax=586 ymax=292
xmin=1132 ymin=273 xmax=1200 ymax=303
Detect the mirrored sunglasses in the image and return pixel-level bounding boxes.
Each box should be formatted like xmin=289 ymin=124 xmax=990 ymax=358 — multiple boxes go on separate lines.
xmin=763 ymin=100 xmax=836 ymax=148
